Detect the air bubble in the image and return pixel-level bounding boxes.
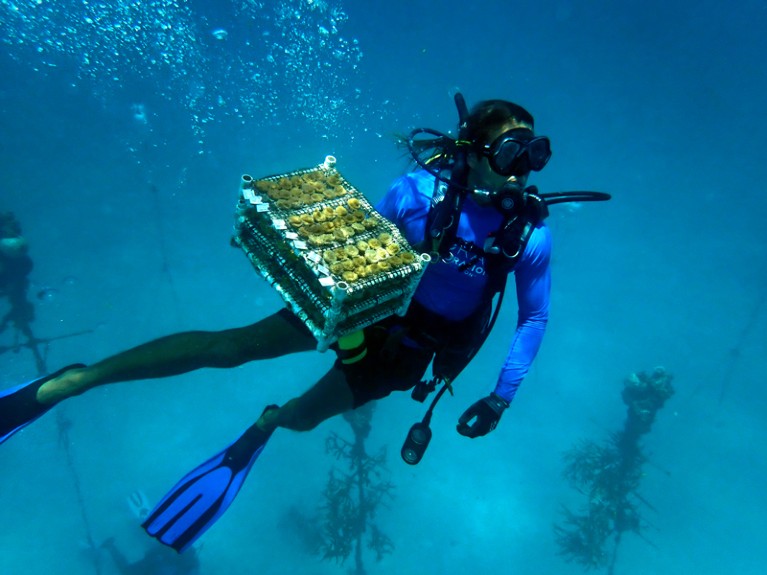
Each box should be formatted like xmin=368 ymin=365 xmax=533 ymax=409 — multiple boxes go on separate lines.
xmin=1 ymin=0 xmax=370 ymax=138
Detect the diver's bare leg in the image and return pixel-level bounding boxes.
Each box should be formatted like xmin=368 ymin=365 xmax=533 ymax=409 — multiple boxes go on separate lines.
xmin=37 ymin=311 xmax=315 ymax=404
xmin=257 ymin=366 xmax=355 ymax=432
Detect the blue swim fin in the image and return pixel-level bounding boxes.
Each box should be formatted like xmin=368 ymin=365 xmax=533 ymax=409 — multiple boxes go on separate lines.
xmin=142 ymin=410 xmax=276 ymax=552
xmin=0 ymin=364 xmax=86 ymax=445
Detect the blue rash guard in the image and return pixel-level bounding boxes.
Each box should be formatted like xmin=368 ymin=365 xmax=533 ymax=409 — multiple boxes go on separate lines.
xmin=376 ymin=170 xmax=551 ymax=403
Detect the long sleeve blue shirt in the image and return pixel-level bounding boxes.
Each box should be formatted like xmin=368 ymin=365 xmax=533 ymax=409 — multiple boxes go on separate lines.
xmin=376 ymin=170 xmax=551 ymax=402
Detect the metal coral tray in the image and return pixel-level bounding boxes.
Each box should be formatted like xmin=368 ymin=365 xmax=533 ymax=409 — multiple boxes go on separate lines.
xmin=232 ymin=156 xmax=429 ymax=351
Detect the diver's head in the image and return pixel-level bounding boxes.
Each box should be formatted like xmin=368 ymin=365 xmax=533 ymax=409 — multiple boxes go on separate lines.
xmin=0 ymin=211 xmax=29 ymax=258
xmin=460 ymin=100 xmax=551 ymax=196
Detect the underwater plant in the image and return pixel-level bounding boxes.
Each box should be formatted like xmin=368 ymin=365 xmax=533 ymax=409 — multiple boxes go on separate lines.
xmin=321 ymin=403 xmax=395 ymax=574
xmin=554 ymin=367 xmax=674 ymax=574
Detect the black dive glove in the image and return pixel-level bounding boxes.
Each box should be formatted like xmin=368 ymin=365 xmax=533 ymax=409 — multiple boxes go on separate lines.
xmin=456 ymin=393 xmax=510 ymax=438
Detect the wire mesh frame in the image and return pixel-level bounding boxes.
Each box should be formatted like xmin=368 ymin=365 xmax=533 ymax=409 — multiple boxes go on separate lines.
xmin=232 ymin=157 xmax=429 ymax=351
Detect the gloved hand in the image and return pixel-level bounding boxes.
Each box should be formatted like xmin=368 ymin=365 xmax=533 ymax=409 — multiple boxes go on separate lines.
xmin=457 ymin=393 xmax=509 ymax=438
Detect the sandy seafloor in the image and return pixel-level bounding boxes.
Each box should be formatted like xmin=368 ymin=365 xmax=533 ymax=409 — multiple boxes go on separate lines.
xmin=1 ymin=1 xmax=765 ymax=574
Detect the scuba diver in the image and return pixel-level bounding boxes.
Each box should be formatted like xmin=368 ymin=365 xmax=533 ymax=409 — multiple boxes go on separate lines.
xmin=0 ymin=212 xmax=89 ymax=374
xmin=0 ymin=211 xmax=42 ymax=371
xmin=0 ymin=94 xmax=609 ymax=552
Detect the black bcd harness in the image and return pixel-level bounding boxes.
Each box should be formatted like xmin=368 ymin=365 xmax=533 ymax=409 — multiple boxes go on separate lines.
xmin=410 ymin=160 xmax=611 ymax=390
xmin=406 ymin=179 xmax=550 ymax=393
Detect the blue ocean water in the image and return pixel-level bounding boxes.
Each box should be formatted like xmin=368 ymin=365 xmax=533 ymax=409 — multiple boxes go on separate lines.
xmin=1 ymin=1 xmax=765 ymax=574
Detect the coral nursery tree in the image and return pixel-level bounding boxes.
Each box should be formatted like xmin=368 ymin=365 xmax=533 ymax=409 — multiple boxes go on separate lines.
xmin=554 ymin=367 xmax=674 ymax=574
xmin=321 ymin=404 xmax=394 ymax=575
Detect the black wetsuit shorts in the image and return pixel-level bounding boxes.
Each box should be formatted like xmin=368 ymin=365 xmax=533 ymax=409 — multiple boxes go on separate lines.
xmin=336 ymin=322 xmax=434 ymax=408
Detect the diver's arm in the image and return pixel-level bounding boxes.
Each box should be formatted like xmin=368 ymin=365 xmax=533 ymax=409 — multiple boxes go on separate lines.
xmin=456 ymin=225 xmax=551 ymax=438
xmin=493 ymin=224 xmax=552 ymax=403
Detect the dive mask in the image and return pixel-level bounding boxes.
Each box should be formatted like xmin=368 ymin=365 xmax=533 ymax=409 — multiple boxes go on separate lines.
xmin=479 ymin=128 xmax=552 ymax=177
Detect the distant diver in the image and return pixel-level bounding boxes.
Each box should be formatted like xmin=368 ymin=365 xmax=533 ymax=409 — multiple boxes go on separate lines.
xmin=0 ymin=210 xmax=91 ymax=376
xmin=0 ymin=210 xmax=42 ymax=371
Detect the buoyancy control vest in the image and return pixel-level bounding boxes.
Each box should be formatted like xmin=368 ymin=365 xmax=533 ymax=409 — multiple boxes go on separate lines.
xmin=407 ymin=178 xmax=550 ymax=383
